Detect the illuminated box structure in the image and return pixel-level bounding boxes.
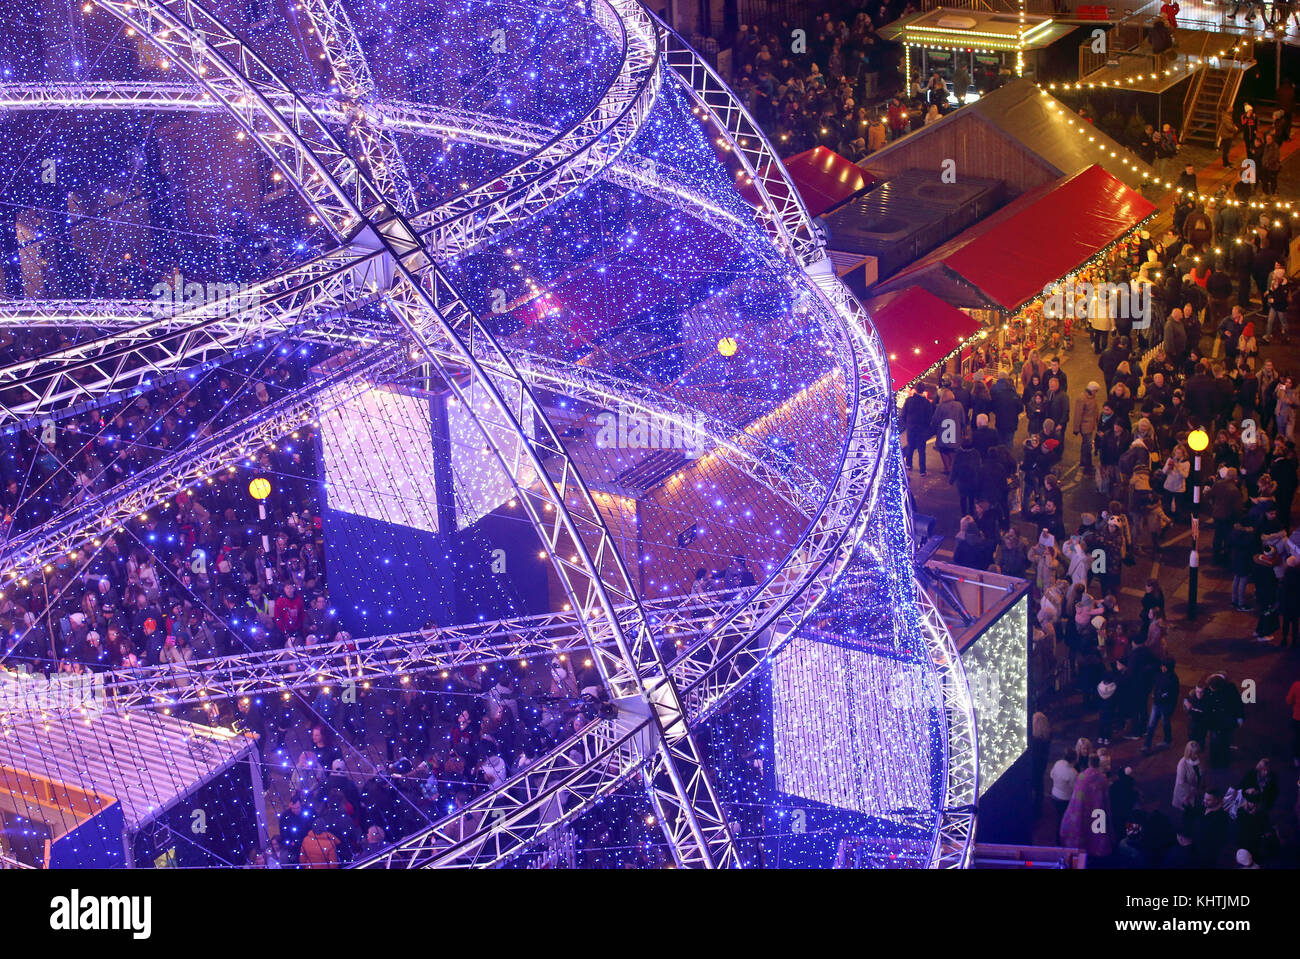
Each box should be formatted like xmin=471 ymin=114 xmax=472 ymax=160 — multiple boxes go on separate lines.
xmin=766 ymin=561 xmax=1029 ymax=865
xmin=314 ymin=371 xmax=548 ymax=637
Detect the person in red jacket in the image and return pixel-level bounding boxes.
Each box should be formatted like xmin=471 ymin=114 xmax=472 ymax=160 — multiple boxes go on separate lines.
xmin=1161 ymin=0 xmax=1179 ymax=27
xmin=274 ymin=581 xmax=305 ymax=639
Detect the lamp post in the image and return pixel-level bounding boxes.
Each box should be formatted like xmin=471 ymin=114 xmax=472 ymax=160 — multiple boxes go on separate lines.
xmin=1186 ymin=428 xmax=1209 ymax=619
xmin=249 ymin=477 xmax=273 ymax=585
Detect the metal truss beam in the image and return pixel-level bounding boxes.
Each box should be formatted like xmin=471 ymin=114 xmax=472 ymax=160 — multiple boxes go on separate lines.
xmin=0 ymin=588 xmax=735 ymax=726
xmin=109 ymin=0 xmax=735 ymax=869
xmin=0 ymin=83 xmax=760 ymax=263
xmin=0 ymin=246 xmax=385 ymax=430
xmin=652 ymin=15 xmax=821 ymax=267
xmin=405 ymin=0 xmax=662 ymax=260
xmin=0 ymin=345 xmax=402 ymax=584
xmin=299 ymin=0 xmax=419 ymax=215
xmin=92 ymin=0 xmax=381 ymax=239
xmin=0 ymin=4 xmax=971 ymax=868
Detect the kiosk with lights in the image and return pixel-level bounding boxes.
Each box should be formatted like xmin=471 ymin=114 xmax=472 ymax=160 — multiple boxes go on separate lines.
xmin=883 ymin=5 xmax=1075 ymax=90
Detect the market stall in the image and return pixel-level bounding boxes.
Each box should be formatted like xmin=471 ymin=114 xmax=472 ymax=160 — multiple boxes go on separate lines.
xmin=873 ymin=164 xmax=1157 ymax=375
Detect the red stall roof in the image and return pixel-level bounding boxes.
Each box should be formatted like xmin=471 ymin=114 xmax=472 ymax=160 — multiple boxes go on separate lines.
xmin=882 ymin=164 xmax=1156 ymax=312
xmin=776 ymin=147 xmax=871 ymax=217
xmin=865 ymin=286 xmax=984 ymax=392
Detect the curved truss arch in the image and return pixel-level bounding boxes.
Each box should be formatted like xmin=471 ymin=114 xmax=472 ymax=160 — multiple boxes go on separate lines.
xmin=0 ymin=2 xmax=974 ymax=870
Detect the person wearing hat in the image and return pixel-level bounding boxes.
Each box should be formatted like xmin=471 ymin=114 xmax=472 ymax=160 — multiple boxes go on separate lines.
xmin=1239 ymin=103 xmax=1259 ymax=161
xmin=1073 ymin=381 xmax=1101 ymax=475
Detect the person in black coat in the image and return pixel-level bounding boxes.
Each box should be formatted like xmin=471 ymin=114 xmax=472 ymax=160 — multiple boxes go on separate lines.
xmin=1182 ymin=364 xmax=1218 ymax=426
xmin=971 ymin=414 xmax=1000 ymax=456
xmin=1204 ymin=674 xmax=1244 ymax=768
xmin=950 ymin=441 xmax=981 ymax=516
xmin=989 ymin=375 xmax=1023 ymax=445
xmin=1269 ymin=438 xmax=1298 ymax=529
xmin=952 ymin=517 xmax=995 ymax=570
xmin=901 ymin=386 xmax=935 ymax=474
xmin=1044 ymin=378 xmax=1070 ymax=433
xmin=1143 ymin=657 xmax=1180 ymax=752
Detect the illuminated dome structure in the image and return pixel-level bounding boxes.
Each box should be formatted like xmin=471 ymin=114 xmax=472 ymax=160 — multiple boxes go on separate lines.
xmin=0 ymin=0 xmax=975 ymax=869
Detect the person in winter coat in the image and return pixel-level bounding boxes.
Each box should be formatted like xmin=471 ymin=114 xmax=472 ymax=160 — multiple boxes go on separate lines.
xmin=1239 ymin=103 xmax=1259 ymax=161
xmin=1073 ymin=381 xmax=1101 ymax=473
xmin=953 ymin=515 xmax=995 ymax=570
xmin=1259 ymin=133 xmax=1281 ymax=196
xmin=273 ymin=581 xmax=305 ymax=640
xmin=929 ymin=389 xmax=965 ymax=473
xmin=1143 ymin=657 xmax=1180 ymax=752
xmin=1163 ymin=309 xmax=1187 ymax=364
xmin=1209 ymin=468 xmax=1244 ymax=562
xmin=1229 ymin=519 xmax=1260 ymax=610
xmin=901 ymin=386 xmax=935 ymax=474
xmin=1204 ymin=673 xmax=1245 ymax=768
xmin=1060 ymin=754 xmax=1114 ymax=857
xmin=1264 ymin=267 xmax=1290 ymax=342
xmin=299 ymin=819 xmax=342 ymax=868
xmin=990 ymin=374 xmax=1023 ymax=445
xmin=1044 ymin=377 xmax=1069 ymax=434
xmin=1172 ymin=741 xmax=1203 ymax=812
xmin=950 ymin=441 xmax=981 ymax=516
xmin=1217 ymin=109 xmax=1238 ymax=167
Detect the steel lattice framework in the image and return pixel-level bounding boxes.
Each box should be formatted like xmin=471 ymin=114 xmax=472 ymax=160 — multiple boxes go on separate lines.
xmin=0 ymin=0 xmax=977 ymax=869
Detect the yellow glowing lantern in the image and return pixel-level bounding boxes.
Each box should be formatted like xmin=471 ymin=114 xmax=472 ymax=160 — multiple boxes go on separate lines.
xmin=717 ymin=336 xmax=738 ymax=357
xmin=248 ymin=477 xmax=272 ymax=500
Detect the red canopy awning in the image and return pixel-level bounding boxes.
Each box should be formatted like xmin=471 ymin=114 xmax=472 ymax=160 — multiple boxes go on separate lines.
xmin=764 ymin=147 xmax=871 ymax=218
xmin=865 ymin=286 xmax=985 ymax=392
xmin=883 ymin=164 xmax=1156 ymax=312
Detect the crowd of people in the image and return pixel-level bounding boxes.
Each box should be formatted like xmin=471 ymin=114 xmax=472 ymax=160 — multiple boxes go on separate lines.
xmin=0 ymin=337 xmax=669 ymax=867
xmin=904 ymin=153 xmax=1300 ymax=866
xmin=727 ymin=2 xmax=1013 ymax=161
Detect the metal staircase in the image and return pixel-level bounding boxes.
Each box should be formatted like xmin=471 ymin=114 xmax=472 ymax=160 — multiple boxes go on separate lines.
xmin=1181 ymin=65 xmax=1239 ymax=146
xmin=1180 ymin=40 xmax=1253 ymax=147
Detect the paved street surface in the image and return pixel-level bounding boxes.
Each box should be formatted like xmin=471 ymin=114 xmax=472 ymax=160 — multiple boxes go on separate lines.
xmin=907 ymin=137 xmax=1300 ymax=862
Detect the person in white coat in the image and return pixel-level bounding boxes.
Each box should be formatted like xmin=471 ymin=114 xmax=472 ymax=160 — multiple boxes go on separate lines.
xmin=1172 ymin=740 xmax=1203 ymax=811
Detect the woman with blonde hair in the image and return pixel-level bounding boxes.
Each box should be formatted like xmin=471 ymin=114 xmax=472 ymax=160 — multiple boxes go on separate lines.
xmin=1074 ymin=736 xmax=1094 ymax=772
xmin=1173 ymin=740 xmax=1203 ymax=811
xmin=1161 ymin=443 xmax=1191 ymax=519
